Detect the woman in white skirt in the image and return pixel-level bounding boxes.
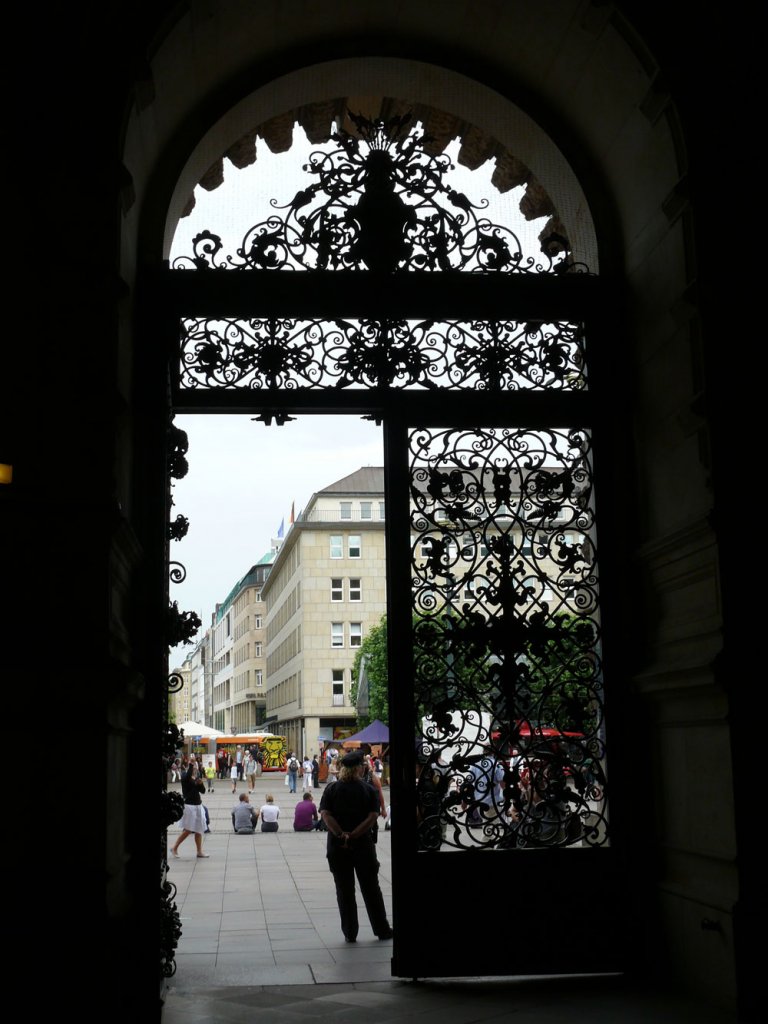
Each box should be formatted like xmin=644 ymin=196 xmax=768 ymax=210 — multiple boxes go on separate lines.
xmin=170 ymin=762 xmax=210 ymax=858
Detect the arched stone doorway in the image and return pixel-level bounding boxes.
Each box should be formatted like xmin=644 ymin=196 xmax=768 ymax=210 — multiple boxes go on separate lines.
xmin=158 ymin=89 xmax=619 ymax=979
xmin=14 ymin=3 xmax=743 ymax=1020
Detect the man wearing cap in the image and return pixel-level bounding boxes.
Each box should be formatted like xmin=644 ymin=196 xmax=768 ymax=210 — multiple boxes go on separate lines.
xmin=319 ymin=750 xmax=394 ymax=943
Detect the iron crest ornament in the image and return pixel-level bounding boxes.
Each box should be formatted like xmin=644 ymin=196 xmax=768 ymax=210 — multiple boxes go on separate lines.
xmin=173 ymin=111 xmax=586 ymax=275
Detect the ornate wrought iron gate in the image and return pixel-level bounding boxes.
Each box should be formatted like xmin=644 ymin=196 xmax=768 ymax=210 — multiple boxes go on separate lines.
xmin=163 ymin=111 xmax=625 ymax=977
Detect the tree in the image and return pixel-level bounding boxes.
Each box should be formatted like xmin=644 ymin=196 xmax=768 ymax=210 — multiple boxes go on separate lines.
xmin=351 ymin=614 xmax=389 ymax=726
xmin=352 ymin=609 xmax=599 ymax=735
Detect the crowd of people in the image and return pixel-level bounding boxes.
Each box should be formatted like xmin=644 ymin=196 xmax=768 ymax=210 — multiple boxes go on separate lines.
xmin=168 ymin=745 xmax=393 ymax=941
xmin=169 ymin=747 xmax=389 ymax=842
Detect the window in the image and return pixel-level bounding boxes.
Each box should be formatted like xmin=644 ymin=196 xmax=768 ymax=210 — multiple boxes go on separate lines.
xmin=349 ymin=578 xmax=361 ymax=601
xmin=340 ymin=501 xmax=352 ymax=520
xmin=331 ymin=578 xmax=343 ymax=601
xmin=330 ymin=535 xmax=343 ymax=558
xmin=255 ymin=615 xmax=262 ymax=629
xmin=332 ymin=670 xmax=344 ymax=706
xmin=350 ymin=622 xmax=362 ymax=647
xmin=255 ymin=670 xmax=263 ymax=687
xmin=255 ymin=642 xmax=262 ymax=657
xmin=378 ymin=501 xmax=385 ymax=519
xmin=348 ymin=534 xmax=361 ymax=558
xmin=360 ymin=501 xmax=372 ymax=519
xmin=331 ymin=622 xmax=344 ymax=648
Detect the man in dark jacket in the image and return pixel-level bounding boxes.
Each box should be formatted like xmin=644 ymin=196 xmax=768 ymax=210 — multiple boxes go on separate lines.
xmin=319 ymin=750 xmax=393 ymax=943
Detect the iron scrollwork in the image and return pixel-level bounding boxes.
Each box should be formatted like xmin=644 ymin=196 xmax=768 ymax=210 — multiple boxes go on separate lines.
xmin=168 ymin=514 xmax=189 ymax=541
xmin=179 ymin=317 xmax=586 ymax=392
xmin=173 ymin=111 xmax=584 ymax=275
xmin=410 ymin=426 xmax=608 ymax=851
xmin=167 ymin=601 xmax=201 ymax=648
xmin=167 ymin=422 xmax=189 ymax=479
xmin=168 ymin=561 xmax=187 ymax=585
xmin=160 ymin=878 xmax=182 ymax=979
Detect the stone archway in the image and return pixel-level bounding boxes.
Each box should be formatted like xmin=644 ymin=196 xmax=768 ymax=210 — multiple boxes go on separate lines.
xmin=106 ymin=3 xmax=736 ymax=1015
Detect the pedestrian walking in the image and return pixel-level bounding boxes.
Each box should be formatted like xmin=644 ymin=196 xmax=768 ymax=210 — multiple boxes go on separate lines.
xmin=302 ymin=755 xmax=314 ymax=791
xmin=170 ymin=762 xmax=210 ymax=859
xmin=245 ymin=752 xmax=258 ymax=792
xmin=287 ymin=753 xmax=299 ymax=793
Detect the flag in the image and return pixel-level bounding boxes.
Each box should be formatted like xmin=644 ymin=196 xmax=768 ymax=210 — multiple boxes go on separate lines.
xmin=289 ymin=501 xmax=295 ymax=525
xmin=277 ymin=518 xmax=284 ymax=539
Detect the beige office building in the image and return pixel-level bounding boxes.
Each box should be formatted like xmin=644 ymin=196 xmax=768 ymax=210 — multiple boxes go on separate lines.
xmin=169 ymin=652 xmax=192 ymax=725
xmin=262 ymin=467 xmax=386 ymax=757
xmin=211 ymin=552 xmax=274 ymax=733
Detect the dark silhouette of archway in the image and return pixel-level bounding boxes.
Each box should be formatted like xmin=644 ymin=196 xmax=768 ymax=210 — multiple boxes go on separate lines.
xmin=10 ymin=4 xmax=750 ymax=1021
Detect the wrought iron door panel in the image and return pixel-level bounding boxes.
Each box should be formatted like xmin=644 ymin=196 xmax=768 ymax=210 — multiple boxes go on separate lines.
xmin=410 ymin=425 xmax=608 ymax=852
xmin=389 ymin=423 xmax=621 ymax=979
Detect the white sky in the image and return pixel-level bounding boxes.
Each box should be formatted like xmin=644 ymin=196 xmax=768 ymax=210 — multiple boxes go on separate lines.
xmin=170 ymin=413 xmax=383 ymax=636
xmin=168 ymin=120 xmax=548 ymax=649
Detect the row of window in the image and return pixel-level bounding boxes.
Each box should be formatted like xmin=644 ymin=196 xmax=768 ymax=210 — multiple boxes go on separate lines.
xmin=330 ymin=578 xmax=361 ymax=601
xmin=339 ymin=501 xmax=385 ymax=520
xmin=330 ymin=534 xmax=362 ymax=558
xmin=331 ymin=622 xmax=362 ymax=648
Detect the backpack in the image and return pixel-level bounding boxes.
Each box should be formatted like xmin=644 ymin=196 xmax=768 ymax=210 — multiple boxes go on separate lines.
xmin=289 ymin=758 xmax=298 ymax=772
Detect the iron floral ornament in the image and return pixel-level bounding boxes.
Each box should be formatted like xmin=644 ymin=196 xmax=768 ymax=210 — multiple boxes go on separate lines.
xmin=174 ymin=111 xmax=581 ymax=275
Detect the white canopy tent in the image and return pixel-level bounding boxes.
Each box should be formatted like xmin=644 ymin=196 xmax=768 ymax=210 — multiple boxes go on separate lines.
xmin=177 ymin=720 xmax=225 ymax=738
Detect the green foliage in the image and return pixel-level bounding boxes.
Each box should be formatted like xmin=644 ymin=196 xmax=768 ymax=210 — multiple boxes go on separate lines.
xmin=352 ymin=610 xmax=599 ymax=734
xmin=517 ymin=612 xmax=599 ymax=733
xmin=351 ymin=615 xmax=389 ymax=726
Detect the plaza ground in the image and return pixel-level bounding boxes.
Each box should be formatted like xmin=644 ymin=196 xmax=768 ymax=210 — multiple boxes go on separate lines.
xmin=162 ymin=771 xmax=735 ymax=1023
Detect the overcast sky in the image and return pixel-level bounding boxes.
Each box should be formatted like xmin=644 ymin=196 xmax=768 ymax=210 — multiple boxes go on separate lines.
xmin=170 ymin=413 xmax=383 ymax=639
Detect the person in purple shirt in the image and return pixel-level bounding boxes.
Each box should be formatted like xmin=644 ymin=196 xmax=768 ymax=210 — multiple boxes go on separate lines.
xmin=293 ymin=792 xmax=322 ymax=831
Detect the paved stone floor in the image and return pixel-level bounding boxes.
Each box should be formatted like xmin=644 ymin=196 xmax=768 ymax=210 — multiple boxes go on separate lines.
xmin=161 ymin=772 xmax=737 ymax=1023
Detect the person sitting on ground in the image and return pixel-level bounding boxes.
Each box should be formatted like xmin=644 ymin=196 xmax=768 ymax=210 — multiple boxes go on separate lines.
xmin=293 ymin=791 xmax=322 ymax=831
xmin=259 ymin=793 xmax=280 ymax=832
xmin=232 ymin=792 xmax=258 ymax=834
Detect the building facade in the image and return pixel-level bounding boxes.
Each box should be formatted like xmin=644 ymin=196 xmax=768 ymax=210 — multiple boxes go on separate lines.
xmin=262 ymin=468 xmax=387 ymax=757
xmin=168 ymin=652 xmax=192 ymax=725
xmin=210 ymin=552 xmax=274 ymax=733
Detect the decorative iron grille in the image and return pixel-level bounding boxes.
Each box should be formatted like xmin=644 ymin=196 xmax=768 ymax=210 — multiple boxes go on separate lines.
xmin=179 ymin=317 xmax=587 ymax=392
xmin=172 ymin=111 xmax=585 ymax=275
xmin=410 ymin=426 xmax=608 ymax=850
